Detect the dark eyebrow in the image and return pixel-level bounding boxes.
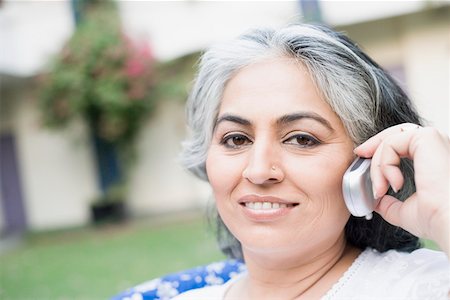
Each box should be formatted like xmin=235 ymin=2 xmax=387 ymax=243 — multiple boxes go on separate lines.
xmin=215 ymin=114 xmax=251 ymax=129
xmin=276 ymin=112 xmax=334 ymax=131
xmin=214 ymin=111 xmax=334 ymax=131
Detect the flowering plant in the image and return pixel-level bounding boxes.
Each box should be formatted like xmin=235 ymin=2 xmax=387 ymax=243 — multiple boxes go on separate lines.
xmin=39 ymin=2 xmax=155 ymax=146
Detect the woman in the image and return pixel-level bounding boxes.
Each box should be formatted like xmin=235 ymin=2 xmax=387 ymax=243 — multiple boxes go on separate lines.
xmin=175 ymin=24 xmax=449 ymax=299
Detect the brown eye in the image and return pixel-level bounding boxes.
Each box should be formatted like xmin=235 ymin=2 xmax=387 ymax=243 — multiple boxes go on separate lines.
xmin=284 ymin=134 xmax=319 ymax=148
xmin=221 ymin=134 xmax=251 ymax=149
xmin=232 ymin=136 xmax=246 ymax=146
xmin=296 ymin=135 xmax=314 ymax=146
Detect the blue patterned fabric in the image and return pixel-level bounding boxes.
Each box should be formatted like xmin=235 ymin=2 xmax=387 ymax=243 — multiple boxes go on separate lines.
xmin=111 ymin=260 xmax=246 ymax=300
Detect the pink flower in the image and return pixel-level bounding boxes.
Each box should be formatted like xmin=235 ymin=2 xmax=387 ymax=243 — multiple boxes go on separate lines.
xmin=125 ymin=59 xmax=145 ymax=77
xmin=123 ymin=35 xmax=154 ymax=78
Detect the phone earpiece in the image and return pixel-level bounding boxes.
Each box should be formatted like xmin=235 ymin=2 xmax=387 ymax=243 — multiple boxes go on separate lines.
xmin=342 ymin=158 xmax=378 ymax=220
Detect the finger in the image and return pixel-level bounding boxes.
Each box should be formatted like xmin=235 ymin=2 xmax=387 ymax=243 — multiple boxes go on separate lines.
xmin=371 ymin=129 xmax=417 ymax=195
xmin=375 ymin=193 xmax=421 ymax=238
xmin=359 ymin=125 xmax=419 ymax=197
xmin=370 ymin=142 xmax=390 ymax=198
xmin=374 ymin=194 xmax=404 ymax=228
xmin=354 ymin=123 xmax=420 ymax=157
xmin=380 ymin=165 xmax=404 ymax=194
xmin=379 ymin=143 xmax=404 ymax=193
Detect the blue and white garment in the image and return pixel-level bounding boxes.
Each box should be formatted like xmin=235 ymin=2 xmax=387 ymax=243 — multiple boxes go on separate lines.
xmin=111 ymin=260 xmax=246 ymax=300
xmin=171 ymin=248 xmax=450 ymax=300
xmin=113 ymin=248 xmax=450 ymax=300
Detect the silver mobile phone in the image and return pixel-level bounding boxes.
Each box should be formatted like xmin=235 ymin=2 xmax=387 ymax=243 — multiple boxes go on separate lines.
xmin=342 ymin=157 xmax=379 ymax=220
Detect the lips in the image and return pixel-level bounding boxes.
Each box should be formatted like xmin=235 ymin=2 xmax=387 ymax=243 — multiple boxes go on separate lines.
xmin=238 ymin=195 xmax=299 ymax=207
xmin=238 ymin=195 xmax=299 ymax=221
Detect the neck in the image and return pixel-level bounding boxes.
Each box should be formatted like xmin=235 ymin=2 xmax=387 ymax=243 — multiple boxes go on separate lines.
xmin=228 ymin=236 xmax=360 ymax=300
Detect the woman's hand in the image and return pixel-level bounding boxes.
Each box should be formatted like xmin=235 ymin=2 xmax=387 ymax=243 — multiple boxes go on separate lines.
xmin=354 ymin=123 xmax=449 ymax=256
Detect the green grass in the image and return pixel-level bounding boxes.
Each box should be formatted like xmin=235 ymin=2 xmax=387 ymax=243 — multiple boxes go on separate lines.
xmin=421 ymin=239 xmax=439 ymax=251
xmin=0 ymin=215 xmax=442 ymax=300
xmin=0 ymin=216 xmax=225 ymax=300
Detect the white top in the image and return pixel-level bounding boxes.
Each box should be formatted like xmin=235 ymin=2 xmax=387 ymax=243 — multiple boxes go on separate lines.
xmin=172 ymin=248 xmax=450 ymax=300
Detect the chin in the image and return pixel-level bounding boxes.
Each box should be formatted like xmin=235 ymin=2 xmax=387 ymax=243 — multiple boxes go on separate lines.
xmin=230 ymin=223 xmax=305 ymax=254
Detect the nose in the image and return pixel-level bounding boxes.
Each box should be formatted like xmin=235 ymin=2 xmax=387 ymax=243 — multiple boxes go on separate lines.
xmin=242 ymin=140 xmax=284 ymax=185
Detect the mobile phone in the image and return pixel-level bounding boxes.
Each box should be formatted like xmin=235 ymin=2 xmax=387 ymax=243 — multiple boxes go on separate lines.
xmin=342 ymin=157 xmax=379 ymax=220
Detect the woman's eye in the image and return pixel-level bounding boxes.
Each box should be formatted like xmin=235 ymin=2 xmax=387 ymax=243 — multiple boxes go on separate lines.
xmin=284 ymin=134 xmax=319 ymax=147
xmin=221 ymin=134 xmax=252 ymax=149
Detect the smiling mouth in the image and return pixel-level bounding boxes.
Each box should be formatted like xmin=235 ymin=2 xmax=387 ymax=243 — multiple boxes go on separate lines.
xmin=240 ymin=202 xmax=299 ymax=210
xmin=237 ymin=195 xmax=299 ymax=221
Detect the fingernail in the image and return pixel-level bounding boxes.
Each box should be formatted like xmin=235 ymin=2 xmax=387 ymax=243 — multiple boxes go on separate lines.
xmin=372 ymin=187 xmax=378 ymax=199
xmin=392 ymin=186 xmax=398 ymax=193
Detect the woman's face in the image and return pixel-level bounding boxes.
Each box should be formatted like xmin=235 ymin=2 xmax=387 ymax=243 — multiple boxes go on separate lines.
xmin=206 ymin=58 xmax=355 ymax=258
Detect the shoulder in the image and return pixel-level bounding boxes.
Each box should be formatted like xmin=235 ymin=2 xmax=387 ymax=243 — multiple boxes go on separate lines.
xmin=369 ymin=248 xmax=449 ymax=298
xmin=365 ymin=248 xmax=449 ymax=297
xmin=365 ymin=247 xmax=449 ymax=272
xmin=326 ymin=248 xmax=450 ymax=300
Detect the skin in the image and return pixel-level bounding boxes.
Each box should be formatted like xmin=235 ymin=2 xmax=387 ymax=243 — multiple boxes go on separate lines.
xmin=205 ymin=57 xmax=450 ymax=299
xmin=357 ymin=125 xmax=450 ymax=299
xmin=206 ymin=58 xmax=359 ymax=299
xmin=355 ymin=124 xmax=450 ymax=257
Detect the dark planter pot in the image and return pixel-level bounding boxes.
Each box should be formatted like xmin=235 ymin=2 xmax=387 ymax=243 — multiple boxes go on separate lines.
xmin=90 ymin=202 xmax=127 ymax=225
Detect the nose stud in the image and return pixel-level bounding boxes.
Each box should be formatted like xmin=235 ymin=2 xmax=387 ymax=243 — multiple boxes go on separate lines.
xmin=243 ymin=164 xmax=283 ymax=184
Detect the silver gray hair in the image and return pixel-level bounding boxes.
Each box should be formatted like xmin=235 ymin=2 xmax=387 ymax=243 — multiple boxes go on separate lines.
xmin=181 ymin=24 xmax=391 ymax=181
xmin=180 ymin=24 xmax=422 ymax=257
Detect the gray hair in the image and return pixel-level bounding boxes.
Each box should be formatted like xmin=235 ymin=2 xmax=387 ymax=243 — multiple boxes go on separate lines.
xmin=181 ymin=24 xmax=422 ymax=259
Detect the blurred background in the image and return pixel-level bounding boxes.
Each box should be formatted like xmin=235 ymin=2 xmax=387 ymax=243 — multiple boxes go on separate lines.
xmin=0 ymin=0 xmax=448 ymax=298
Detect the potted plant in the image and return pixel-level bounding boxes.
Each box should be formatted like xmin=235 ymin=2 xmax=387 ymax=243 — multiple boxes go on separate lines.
xmin=38 ymin=0 xmax=155 ymax=224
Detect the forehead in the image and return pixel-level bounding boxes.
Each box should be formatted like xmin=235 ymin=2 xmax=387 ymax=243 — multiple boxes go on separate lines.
xmin=219 ymin=58 xmax=340 ymax=125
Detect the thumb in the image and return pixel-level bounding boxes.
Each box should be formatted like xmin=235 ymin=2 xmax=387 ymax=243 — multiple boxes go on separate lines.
xmin=374 ymin=195 xmax=405 ymax=228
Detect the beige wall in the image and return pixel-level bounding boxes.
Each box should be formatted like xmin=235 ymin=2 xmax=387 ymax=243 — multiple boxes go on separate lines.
xmin=402 ymin=16 xmax=449 ymax=133
xmin=14 ymin=99 xmax=99 ymax=231
xmin=1 ymin=86 xmax=209 ymax=231
xmin=2 ymin=6 xmax=447 ymax=232
xmin=337 ymin=7 xmax=450 ymax=134
xmin=128 ymin=100 xmax=211 ymax=216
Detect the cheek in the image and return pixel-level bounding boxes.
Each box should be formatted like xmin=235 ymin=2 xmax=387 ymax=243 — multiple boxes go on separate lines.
xmin=292 ymin=156 xmax=346 ymax=188
xmin=287 ymin=153 xmax=352 ymax=212
xmin=206 ymin=148 xmax=244 ymax=200
xmin=286 ymin=154 xmax=352 ymax=243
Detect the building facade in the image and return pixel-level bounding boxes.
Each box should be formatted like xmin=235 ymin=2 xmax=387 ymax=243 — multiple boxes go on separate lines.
xmin=0 ymin=2 xmax=448 ymax=233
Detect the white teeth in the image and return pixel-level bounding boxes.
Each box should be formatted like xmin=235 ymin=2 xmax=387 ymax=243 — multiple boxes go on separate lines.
xmin=262 ymin=202 xmax=271 ymax=209
xmin=244 ymin=202 xmax=292 ymax=210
